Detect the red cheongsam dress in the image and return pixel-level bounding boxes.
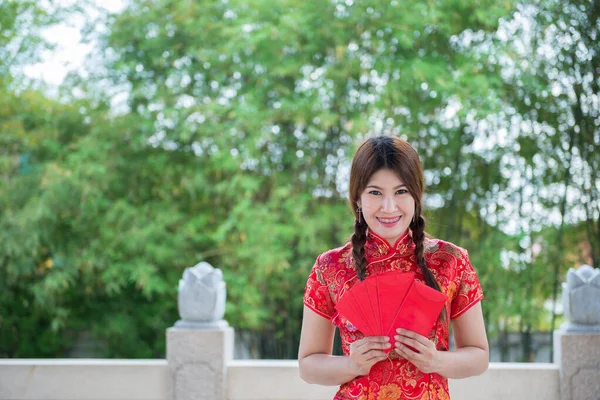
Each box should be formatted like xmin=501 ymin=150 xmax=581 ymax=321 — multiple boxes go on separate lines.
xmin=303 ymin=229 xmax=484 ymax=400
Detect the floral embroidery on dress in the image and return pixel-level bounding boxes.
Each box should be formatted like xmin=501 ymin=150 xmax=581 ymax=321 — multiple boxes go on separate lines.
xmin=365 ymin=240 xmax=389 ymax=260
xmin=377 ymin=384 xmax=403 ymax=400
xmin=304 ymin=230 xmax=484 ymax=400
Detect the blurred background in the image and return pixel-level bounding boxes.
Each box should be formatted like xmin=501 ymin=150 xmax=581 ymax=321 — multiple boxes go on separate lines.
xmin=1 ymin=0 xmax=598 ymax=363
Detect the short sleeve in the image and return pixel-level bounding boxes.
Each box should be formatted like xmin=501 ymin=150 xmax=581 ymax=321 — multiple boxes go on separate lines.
xmin=303 ymin=255 xmax=335 ymax=320
xmin=450 ymin=249 xmax=484 ymax=319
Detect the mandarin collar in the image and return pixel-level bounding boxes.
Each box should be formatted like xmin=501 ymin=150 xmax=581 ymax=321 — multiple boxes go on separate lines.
xmin=364 ymin=229 xmax=415 ymax=263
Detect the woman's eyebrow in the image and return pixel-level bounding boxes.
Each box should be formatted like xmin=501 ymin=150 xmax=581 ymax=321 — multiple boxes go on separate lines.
xmin=366 ymin=184 xmax=407 ymax=190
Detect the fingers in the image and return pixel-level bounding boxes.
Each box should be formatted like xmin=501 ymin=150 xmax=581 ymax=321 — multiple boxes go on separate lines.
xmin=364 ymin=347 xmax=387 ymax=357
xmin=394 ymin=329 xmax=429 ymax=350
xmin=356 ymin=336 xmax=391 ymax=351
xmin=367 ymin=349 xmax=390 ymax=362
xmin=394 ymin=335 xmax=426 ymax=353
xmin=365 ymin=351 xmax=389 ymax=364
xmin=358 ymin=336 xmax=390 ymax=345
xmin=395 ymin=328 xmax=426 ymax=342
xmin=360 ymin=338 xmax=391 ymax=364
xmin=395 ymin=342 xmax=418 ymax=357
xmin=349 ymin=336 xmax=392 ymax=375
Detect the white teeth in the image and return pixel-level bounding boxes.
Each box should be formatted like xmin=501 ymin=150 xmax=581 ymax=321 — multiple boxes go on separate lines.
xmin=378 ymin=216 xmax=401 ymax=223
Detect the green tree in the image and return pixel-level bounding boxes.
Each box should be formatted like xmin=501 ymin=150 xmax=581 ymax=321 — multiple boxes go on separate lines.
xmin=4 ymin=0 xmax=558 ymax=359
xmin=84 ymin=0 xmax=514 ymax=357
xmin=0 ymin=0 xmax=82 ymax=356
xmin=489 ymin=0 xmax=599 ymax=359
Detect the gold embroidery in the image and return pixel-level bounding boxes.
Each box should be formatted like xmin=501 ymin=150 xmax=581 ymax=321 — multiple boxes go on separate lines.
xmin=377 ymin=384 xmax=403 ymax=400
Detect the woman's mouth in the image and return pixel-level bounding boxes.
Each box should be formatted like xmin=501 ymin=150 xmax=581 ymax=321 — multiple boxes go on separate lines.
xmin=376 ymin=216 xmax=401 ymax=227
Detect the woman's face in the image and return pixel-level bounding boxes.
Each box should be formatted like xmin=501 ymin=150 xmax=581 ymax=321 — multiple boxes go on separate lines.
xmin=358 ymin=168 xmax=415 ymax=246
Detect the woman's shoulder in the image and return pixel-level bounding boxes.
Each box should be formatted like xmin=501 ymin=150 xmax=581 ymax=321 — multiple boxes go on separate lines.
xmin=315 ymin=242 xmax=353 ymax=268
xmin=423 ymin=236 xmax=470 ymax=261
xmin=307 ymin=242 xmax=355 ymax=289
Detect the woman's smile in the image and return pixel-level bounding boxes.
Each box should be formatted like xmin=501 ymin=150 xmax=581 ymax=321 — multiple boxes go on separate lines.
xmin=376 ymin=216 xmax=402 ymax=227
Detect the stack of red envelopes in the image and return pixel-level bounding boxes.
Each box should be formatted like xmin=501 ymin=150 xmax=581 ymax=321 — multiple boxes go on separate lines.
xmin=335 ymin=271 xmax=447 ymax=352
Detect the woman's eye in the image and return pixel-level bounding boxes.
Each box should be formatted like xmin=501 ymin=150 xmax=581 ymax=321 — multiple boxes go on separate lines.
xmin=368 ymin=190 xmax=382 ymax=195
xmin=396 ymin=189 xmax=408 ymax=195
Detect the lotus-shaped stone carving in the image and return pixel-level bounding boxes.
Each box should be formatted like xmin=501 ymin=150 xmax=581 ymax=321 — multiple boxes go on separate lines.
xmin=176 ymin=262 xmax=227 ymax=327
xmin=562 ymin=264 xmax=600 ymax=331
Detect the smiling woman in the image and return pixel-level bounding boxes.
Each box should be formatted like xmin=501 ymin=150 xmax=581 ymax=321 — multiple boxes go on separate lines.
xmin=357 ymin=169 xmax=415 ymax=256
xmin=298 ymin=136 xmax=489 ymax=400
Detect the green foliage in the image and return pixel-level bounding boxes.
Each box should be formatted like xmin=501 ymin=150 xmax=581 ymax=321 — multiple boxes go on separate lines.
xmin=0 ymin=0 xmax=74 ymax=87
xmin=1 ymin=0 xmax=598 ymax=361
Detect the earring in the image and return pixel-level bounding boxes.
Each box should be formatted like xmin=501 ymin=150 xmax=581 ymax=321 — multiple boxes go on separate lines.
xmin=356 ymin=207 xmax=362 ymax=224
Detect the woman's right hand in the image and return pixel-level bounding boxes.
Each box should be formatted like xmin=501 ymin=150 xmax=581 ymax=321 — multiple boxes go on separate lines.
xmin=348 ymin=336 xmax=391 ymax=376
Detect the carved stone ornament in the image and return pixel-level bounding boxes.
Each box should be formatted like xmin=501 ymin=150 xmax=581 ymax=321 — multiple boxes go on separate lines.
xmin=174 ymin=261 xmax=229 ymax=329
xmin=561 ymin=264 xmax=600 ymax=332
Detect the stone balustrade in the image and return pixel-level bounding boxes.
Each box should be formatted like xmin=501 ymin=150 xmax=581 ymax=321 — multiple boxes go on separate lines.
xmin=0 ymin=358 xmax=559 ymax=400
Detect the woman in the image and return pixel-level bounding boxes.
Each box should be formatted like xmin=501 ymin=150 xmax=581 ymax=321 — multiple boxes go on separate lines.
xmin=298 ymin=136 xmax=488 ymax=400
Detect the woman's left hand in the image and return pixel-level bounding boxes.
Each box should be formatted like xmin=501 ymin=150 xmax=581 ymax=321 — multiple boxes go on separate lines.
xmin=394 ymin=328 xmax=440 ymax=374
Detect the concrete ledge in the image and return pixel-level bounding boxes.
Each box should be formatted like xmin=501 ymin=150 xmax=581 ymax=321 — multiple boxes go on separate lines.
xmin=449 ymin=363 xmax=559 ymax=400
xmin=227 ymin=361 xmax=560 ymax=400
xmin=227 ymin=360 xmax=337 ymax=400
xmin=0 ymin=359 xmax=168 ymax=400
xmin=0 ymin=360 xmax=560 ymax=400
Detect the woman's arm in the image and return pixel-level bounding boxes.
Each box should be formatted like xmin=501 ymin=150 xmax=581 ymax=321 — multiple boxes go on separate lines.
xmin=298 ymin=305 xmax=390 ymax=385
xmin=438 ymin=301 xmax=489 ymax=378
xmin=394 ymin=302 xmax=489 ymax=379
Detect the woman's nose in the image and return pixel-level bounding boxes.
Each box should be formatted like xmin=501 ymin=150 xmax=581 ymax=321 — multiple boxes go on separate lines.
xmin=381 ymin=196 xmax=397 ymax=212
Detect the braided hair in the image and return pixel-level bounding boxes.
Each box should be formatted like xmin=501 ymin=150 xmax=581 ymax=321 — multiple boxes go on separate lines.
xmin=410 ymin=213 xmax=442 ymax=293
xmin=351 ymin=211 xmax=369 ymax=281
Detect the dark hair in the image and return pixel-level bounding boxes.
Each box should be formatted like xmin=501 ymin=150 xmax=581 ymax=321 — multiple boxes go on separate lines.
xmin=349 ymin=136 xmax=444 ymax=301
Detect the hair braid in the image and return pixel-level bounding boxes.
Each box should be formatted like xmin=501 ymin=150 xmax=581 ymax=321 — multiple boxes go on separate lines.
xmin=411 ymin=214 xmax=447 ymax=321
xmin=351 ymin=217 xmax=369 ymax=281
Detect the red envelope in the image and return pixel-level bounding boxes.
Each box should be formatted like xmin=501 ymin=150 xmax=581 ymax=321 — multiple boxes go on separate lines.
xmin=335 ymin=290 xmax=373 ymax=336
xmin=335 ymin=271 xmax=447 ymax=354
xmin=376 ymin=272 xmax=415 ymax=336
xmin=387 ymin=279 xmax=447 ymax=339
xmin=363 ymin=277 xmax=382 ymax=336
xmin=349 ymin=284 xmax=378 ymax=337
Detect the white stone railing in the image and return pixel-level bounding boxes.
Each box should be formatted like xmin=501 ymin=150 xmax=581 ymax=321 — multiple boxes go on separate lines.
xmin=0 ymin=359 xmax=559 ymax=400
xmin=0 ymin=359 xmax=168 ymax=400
xmin=0 ymin=359 xmax=169 ymax=400
xmin=3 ymin=327 xmax=599 ymax=400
